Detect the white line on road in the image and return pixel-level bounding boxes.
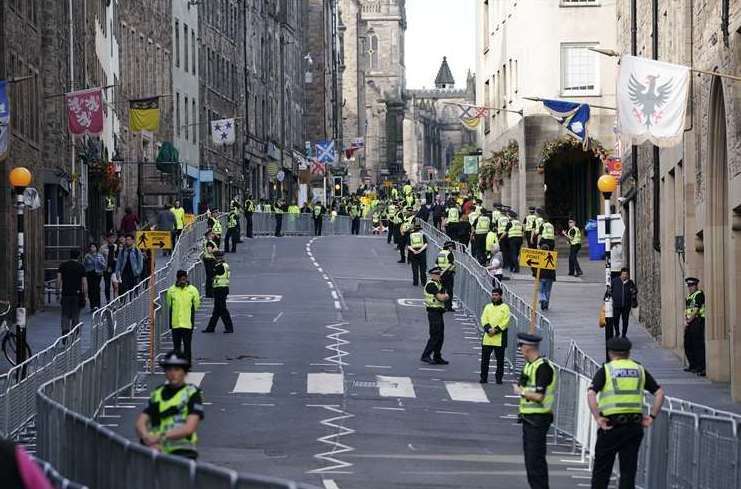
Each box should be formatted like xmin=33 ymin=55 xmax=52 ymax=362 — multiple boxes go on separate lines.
xmin=322 ymin=274 xmax=330 ymax=280
xmin=334 ymin=301 xmax=342 ymax=310
xmin=418 ymin=367 xmax=445 ymax=371
xmin=372 ymin=407 xmax=405 ymax=412
xmin=364 ymin=365 xmax=392 ymax=369
xmin=185 ymin=372 xmax=206 ymax=387
xmin=307 ymin=373 xmax=345 ymax=395
xmin=435 ymin=410 xmax=470 ymax=416
xmin=377 ymin=376 xmax=416 ymax=398
xmin=323 ymin=479 xmax=341 ymax=489
xmin=310 ymin=363 xmax=335 ymax=366
xmin=254 ymin=362 xmax=285 ymax=366
xmin=241 ymin=402 xmax=276 ymax=407
xmin=197 ymin=362 xmax=228 ymax=366
xmin=317 ymin=267 xmax=324 ymax=272
xmin=444 ymin=382 xmax=490 ymax=403
xmin=327 ymin=282 xmax=334 ymax=289
xmin=331 ymin=291 xmax=339 ymax=300
xmin=232 ymin=373 xmax=274 ymax=394
xmin=272 ymin=312 xmax=284 ymax=323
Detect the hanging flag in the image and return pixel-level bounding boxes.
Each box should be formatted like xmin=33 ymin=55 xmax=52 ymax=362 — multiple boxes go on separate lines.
xmin=129 ymin=97 xmax=160 ymax=133
xmin=455 ymin=103 xmax=488 ymax=131
xmin=211 ymin=118 xmax=235 ymax=146
xmin=310 ymin=159 xmax=326 ymax=176
xmin=617 ymin=55 xmax=690 ymax=147
xmin=351 ymin=137 xmax=364 ymax=149
xmin=0 ymin=81 xmax=9 ymax=161
xmin=65 ymin=88 xmax=104 ymax=137
xmin=315 ymin=140 xmax=337 ymax=164
xmin=541 ymin=99 xmax=591 ymax=147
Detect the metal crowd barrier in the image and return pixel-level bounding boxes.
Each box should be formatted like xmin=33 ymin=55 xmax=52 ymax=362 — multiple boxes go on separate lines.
xmin=245 ymin=212 xmax=371 ymax=237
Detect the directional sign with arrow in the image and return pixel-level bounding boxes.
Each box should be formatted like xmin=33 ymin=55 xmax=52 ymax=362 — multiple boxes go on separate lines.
xmin=519 ymin=248 xmax=558 ymax=271
xmin=135 ymin=230 xmax=173 ymax=250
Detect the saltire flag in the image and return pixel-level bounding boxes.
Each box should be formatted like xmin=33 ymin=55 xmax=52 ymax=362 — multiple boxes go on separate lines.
xmin=65 ymin=87 xmax=104 ymax=137
xmin=455 ymin=103 xmax=489 ymax=131
xmin=310 ymin=158 xmax=326 ymax=176
xmin=541 ymin=99 xmax=591 ymax=147
xmin=617 ymin=55 xmax=690 ymax=147
xmin=315 ymin=140 xmax=337 ymax=164
xmin=0 ymin=81 xmax=9 ymax=161
xmin=129 ymin=97 xmax=160 ymax=133
xmin=211 ymin=118 xmax=236 ymax=146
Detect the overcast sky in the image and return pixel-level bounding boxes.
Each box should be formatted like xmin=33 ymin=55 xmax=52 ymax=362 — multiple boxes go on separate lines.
xmin=404 ymin=0 xmax=476 ymax=89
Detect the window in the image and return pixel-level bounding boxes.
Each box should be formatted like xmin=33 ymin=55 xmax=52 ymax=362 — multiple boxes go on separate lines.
xmin=483 ymin=1 xmax=489 ymax=52
xmin=502 ymin=65 xmax=507 ymax=106
xmin=175 ymin=20 xmax=180 ymax=68
xmin=184 ymin=96 xmax=189 ymax=140
xmin=184 ymin=24 xmax=189 ymax=72
xmin=484 ymin=80 xmax=490 ymax=133
xmin=191 ymin=31 xmax=196 ymax=75
xmin=176 ymin=92 xmax=181 ymax=137
xmin=369 ymin=34 xmax=379 ymax=71
xmin=192 ymin=99 xmax=197 ymax=143
xmin=560 ymin=43 xmax=600 ymax=96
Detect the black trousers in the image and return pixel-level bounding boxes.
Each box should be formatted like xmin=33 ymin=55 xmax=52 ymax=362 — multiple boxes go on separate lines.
xmin=86 ymin=272 xmax=102 ymax=310
xmin=509 ymin=237 xmax=522 ymax=272
xmin=275 ymin=214 xmax=283 ymax=236
xmin=569 ymin=244 xmax=583 ymax=275
xmin=225 ymin=227 xmax=238 ymax=252
xmin=613 ymin=306 xmax=631 ymax=337
xmin=409 ymin=251 xmax=426 ymax=286
xmin=103 ymin=271 xmax=114 ymax=302
xmin=351 ymin=217 xmax=360 ymax=234
xmin=480 ymin=344 xmax=505 ymax=382
xmin=421 ymin=309 xmax=445 ymax=360
xmin=387 ymin=223 xmax=394 ymax=243
xmin=500 ymin=236 xmax=511 ymax=268
xmin=472 ymin=234 xmax=487 ymax=265
xmin=524 ymin=231 xmax=532 ymax=247
xmin=591 ymin=423 xmax=644 ymax=489
xmin=397 ymin=234 xmax=407 ymax=262
xmin=172 ymin=328 xmax=193 ymax=362
xmin=522 ymin=419 xmax=551 ymax=489
xmin=684 ymin=319 xmax=706 ymax=371
xmin=433 ymin=216 xmax=442 ymax=229
xmin=314 ymin=218 xmax=323 ymax=236
xmin=203 ymin=258 xmax=216 ymax=298
xmin=245 ymin=212 xmax=254 ymax=238
xmin=445 ymin=223 xmax=457 ymax=239
xmin=205 ymin=288 xmax=234 ymax=332
xmin=441 ymin=272 xmax=455 ymax=310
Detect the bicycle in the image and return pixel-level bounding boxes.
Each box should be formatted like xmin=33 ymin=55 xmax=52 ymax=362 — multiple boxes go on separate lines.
xmin=0 ymin=301 xmax=32 ymax=366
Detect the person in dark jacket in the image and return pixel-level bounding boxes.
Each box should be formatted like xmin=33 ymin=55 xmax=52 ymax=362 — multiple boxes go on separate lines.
xmin=432 ymin=202 xmax=445 ymax=230
xmin=611 ymin=267 xmax=637 ymax=338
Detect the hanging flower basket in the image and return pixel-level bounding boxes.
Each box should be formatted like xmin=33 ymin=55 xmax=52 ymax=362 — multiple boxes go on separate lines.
xmin=479 ymin=140 xmax=519 ymax=191
xmin=540 ymin=135 xmax=608 ymax=168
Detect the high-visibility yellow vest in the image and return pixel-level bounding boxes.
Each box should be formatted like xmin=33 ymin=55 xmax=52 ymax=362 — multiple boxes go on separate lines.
xmin=480 ymin=303 xmax=510 ymax=346
xmin=508 ymin=220 xmax=523 ymax=238
xmin=403 ymin=184 xmax=413 ymax=195
xmin=202 ymin=240 xmax=217 ymax=260
xmin=475 ymin=215 xmax=491 ymax=235
xmin=525 ymin=214 xmax=537 ymax=231
xmin=485 ymin=231 xmax=498 ymax=252
xmin=213 ymin=262 xmax=230 ymax=288
xmin=150 ymin=384 xmax=199 ymax=454
xmin=211 ymin=220 xmax=222 ymax=236
xmin=171 ymin=207 xmax=185 ymax=230
xmin=497 ymin=216 xmax=510 ymax=234
xmin=567 ymin=227 xmax=582 ymax=245
xmin=519 ymin=357 xmax=557 ymax=415
xmin=313 ymin=205 xmax=323 ymax=218
xmin=263 ymin=204 xmax=273 ymax=213
xmin=493 ymin=210 xmax=502 ymax=222
xmin=165 ymin=284 xmax=201 ymax=329
xmin=534 ymin=217 xmax=544 ymax=231
xmin=685 ymin=290 xmax=705 ymax=319
xmin=288 ymin=205 xmax=300 ymax=214
xmin=228 ymin=211 xmax=238 ymax=228
xmin=597 ymin=359 xmax=645 ymax=416
xmin=541 ymin=222 xmax=555 ymax=240
xmin=446 ymin=207 xmax=460 ymax=223
xmin=410 ymin=232 xmax=424 ymax=249
xmin=424 ymin=280 xmax=445 ymax=309
xmin=244 ymin=200 xmax=255 ymax=212
xmin=105 ymin=196 xmax=116 ymax=211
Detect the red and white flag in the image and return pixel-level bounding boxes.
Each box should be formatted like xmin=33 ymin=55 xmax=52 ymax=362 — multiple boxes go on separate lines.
xmin=310 ymin=159 xmax=326 ymax=176
xmin=65 ymin=88 xmax=104 ymax=137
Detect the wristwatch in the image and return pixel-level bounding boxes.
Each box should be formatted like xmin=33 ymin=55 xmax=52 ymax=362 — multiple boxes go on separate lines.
xmin=649 ymin=414 xmax=657 ymax=420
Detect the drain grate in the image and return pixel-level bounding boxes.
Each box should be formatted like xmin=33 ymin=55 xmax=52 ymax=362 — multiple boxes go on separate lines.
xmin=353 ymin=381 xmax=378 ymax=388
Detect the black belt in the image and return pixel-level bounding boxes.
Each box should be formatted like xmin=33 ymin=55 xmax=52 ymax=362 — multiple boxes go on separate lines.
xmin=607 ymin=413 xmax=642 ymax=425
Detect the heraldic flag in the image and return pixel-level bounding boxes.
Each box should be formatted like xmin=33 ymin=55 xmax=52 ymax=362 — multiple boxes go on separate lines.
xmin=541 ymin=99 xmax=591 ymax=147
xmin=129 ymin=97 xmax=161 ymax=133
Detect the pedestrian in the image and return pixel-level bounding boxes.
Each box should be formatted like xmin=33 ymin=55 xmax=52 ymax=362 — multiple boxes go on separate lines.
xmin=534 ymin=244 xmax=556 ymax=311
xmin=437 ymin=241 xmax=457 ymax=312
xmin=508 ymin=213 xmax=523 ymax=273
xmin=523 ymin=207 xmax=537 ymax=248
xmin=274 ymin=200 xmax=285 ymax=237
xmin=406 ymin=223 xmax=428 ymax=286
xmin=432 ymin=200 xmax=445 ymax=230
xmin=350 ymin=199 xmax=361 ymax=235
xmin=479 ymin=288 xmax=510 ymax=384
xmin=513 ymin=332 xmax=557 ymax=489
xmin=313 ymin=201 xmax=325 ymax=236
xmin=203 ymin=251 xmax=234 ymax=333
xmin=115 ymin=234 xmax=144 ymax=296
xmin=486 ymin=243 xmax=505 ymax=287
xmin=83 ymin=243 xmax=106 ymax=311
xmin=135 ymin=350 xmax=204 ymax=460
xmin=683 ymin=277 xmax=706 ymax=376
xmin=471 ymin=210 xmax=491 ymax=265
xmin=57 ymin=249 xmax=87 ymax=336
xmin=120 ymin=207 xmax=139 ymax=234
xmin=244 ymin=195 xmax=255 ymax=238
xmin=562 ymin=218 xmax=584 ymax=276
xmin=171 ymin=200 xmax=186 ymax=245
xmin=587 ymin=337 xmax=665 ymax=489
xmin=0 ymin=438 xmax=54 ymax=489
xmin=165 ymin=270 xmax=201 ymax=362
xmin=224 ymin=205 xmax=240 ymax=252
xmin=100 ymin=233 xmax=118 ymax=303
xmin=202 ymin=231 xmax=217 ymax=298
xmin=420 ymin=267 xmax=450 ymax=365
xmin=444 ymin=200 xmax=460 ymax=239
xmin=610 ymin=268 xmax=637 ymax=338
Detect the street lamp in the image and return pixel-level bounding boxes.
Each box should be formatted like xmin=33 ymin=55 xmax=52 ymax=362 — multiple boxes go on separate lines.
xmin=597 ymin=174 xmax=618 ymax=360
xmin=9 ymin=167 xmax=32 ymax=366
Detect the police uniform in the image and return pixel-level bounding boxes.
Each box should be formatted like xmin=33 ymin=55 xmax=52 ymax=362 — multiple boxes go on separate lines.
xmin=445 ymin=204 xmax=460 ymax=240
xmin=313 ymin=203 xmax=325 ymax=236
xmin=209 ymin=215 xmax=223 ymax=247
xmin=420 ymin=268 xmax=449 ymax=365
xmin=202 ymin=235 xmax=218 ymax=298
xmin=350 ymin=202 xmax=361 ymax=235
xmin=243 ymin=198 xmax=255 ymax=238
xmin=517 ymin=333 xmax=556 ymax=489
xmin=523 ymin=208 xmax=537 ymax=248
xmin=165 ymin=277 xmax=201 ymax=362
xmin=407 ymin=225 xmax=428 ymax=286
xmin=385 ymin=202 xmax=397 ymax=244
xmin=507 ymin=216 xmax=523 ymax=273
xmin=203 ymin=252 xmax=234 ymax=333
xmin=224 ymin=207 xmax=240 ymax=252
xmin=538 ymin=220 xmax=555 ymax=251
xmin=566 ymin=224 xmax=583 ymax=276
xmin=436 ymin=242 xmax=456 ymax=311
xmin=472 ymin=212 xmax=492 ymax=265
xmin=274 ymin=201 xmax=285 ymax=237
xmin=479 ymin=291 xmax=510 ymax=384
xmin=589 ymin=337 xmax=662 ymax=489
xmin=683 ymin=277 xmax=706 ymax=375
xmin=497 ymin=214 xmax=511 ymax=269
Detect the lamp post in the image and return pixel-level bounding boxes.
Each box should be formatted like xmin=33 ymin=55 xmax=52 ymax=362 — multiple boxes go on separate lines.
xmin=597 ymin=174 xmax=618 ymax=361
xmin=9 ymin=167 xmax=32 ymax=366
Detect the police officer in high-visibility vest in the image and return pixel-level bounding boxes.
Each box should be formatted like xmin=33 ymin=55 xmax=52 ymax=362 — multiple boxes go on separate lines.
xmin=224 ymin=206 xmax=240 ymax=253
xmin=444 ymin=201 xmax=460 ymax=240
xmin=202 ymin=231 xmax=218 ymax=298
xmin=485 ymin=224 xmax=499 ymax=262
xmin=537 ymin=218 xmax=555 ymax=250
xmin=531 ymin=211 xmax=545 ymax=247
xmin=496 ymin=212 xmax=511 ymax=270
xmin=171 ymin=200 xmax=186 ymax=243
xmin=209 ymin=211 xmax=223 ymax=247
xmin=105 ymin=194 xmax=116 ymax=233
xmin=350 ymin=200 xmax=361 ymax=235
xmin=523 ymin=207 xmax=537 ymax=248
xmin=313 ymin=201 xmax=325 ymax=236
xmin=562 ymin=218 xmax=583 ymax=276
xmin=437 ymin=241 xmax=457 ymax=312
xmin=507 ymin=212 xmax=524 ymax=273
xmin=385 ymin=201 xmax=397 ymax=244
xmin=683 ymin=277 xmax=706 ymax=376
xmin=479 ymin=287 xmax=510 ymax=384
xmin=397 ymin=207 xmax=415 ymax=263
xmin=420 ymin=267 xmax=450 ymax=365
xmin=406 ymin=223 xmax=428 ymax=286
xmin=136 ymin=350 xmax=204 ymax=460
xmin=273 ymin=200 xmax=285 ymax=237
xmin=513 ymin=333 xmax=556 ymax=489
xmin=165 ymin=270 xmax=201 ymax=362
xmin=203 ymin=250 xmax=234 ymax=333
xmin=471 ymin=210 xmax=492 ymax=265
xmin=243 ymin=195 xmax=255 ymax=238
xmin=230 ymin=198 xmax=242 ymax=243
xmin=587 ymin=337 xmax=665 ymax=489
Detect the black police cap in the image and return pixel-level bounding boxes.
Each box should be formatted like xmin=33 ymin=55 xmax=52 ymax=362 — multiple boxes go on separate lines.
xmin=685 ymin=277 xmax=700 ymax=286
xmin=516 ymin=333 xmax=542 ymax=346
xmin=607 ymin=337 xmax=632 ymax=352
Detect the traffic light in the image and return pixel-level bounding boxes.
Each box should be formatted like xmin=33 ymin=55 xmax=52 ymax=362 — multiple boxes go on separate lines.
xmin=333 ymin=176 xmax=343 ymax=197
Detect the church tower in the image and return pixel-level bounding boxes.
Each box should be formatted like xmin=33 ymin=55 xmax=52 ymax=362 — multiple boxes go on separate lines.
xmin=435 ymin=57 xmax=455 ymax=89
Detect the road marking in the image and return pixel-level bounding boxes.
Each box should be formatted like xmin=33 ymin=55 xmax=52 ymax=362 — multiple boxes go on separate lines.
xmin=444 ymin=382 xmax=489 ymax=403
xmin=310 ymin=363 xmax=335 ymax=367
xmin=435 ymin=410 xmax=470 ymax=416
xmin=322 ymin=274 xmax=330 ymax=280
xmin=308 ymin=373 xmax=345 ymax=395
xmin=323 ymin=480 xmax=340 ymax=489
xmin=317 ymin=267 xmax=324 ymax=272
xmin=307 ymin=252 xmax=313 ymax=257
xmin=242 ymin=402 xmax=276 ymax=407
xmin=377 ymin=376 xmax=416 ymax=398
xmin=198 ymin=362 xmax=228 ymax=366
xmin=334 ymin=301 xmax=342 ymax=310
xmin=272 ymin=312 xmax=284 ymax=323
xmin=327 ymin=282 xmax=334 ymax=289
xmin=372 ymin=407 xmax=405 ymax=412
xmin=364 ymin=365 xmax=392 ymax=369
xmin=418 ymin=367 xmax=445 ymax=371
xmin=254 ymin=362 xmax=284 ymax=366
xmin=331 ymin=291 xmax=339 ymax=300
xmin=185 ymin=372 xmax=206 ymax=387
xmin=232 ymin=373 xmax=274 ymax=393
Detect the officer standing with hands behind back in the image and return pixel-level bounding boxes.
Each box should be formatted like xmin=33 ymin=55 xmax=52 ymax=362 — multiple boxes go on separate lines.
xmin=479 ymin=288 xmax=510 ymax=384
xmin=420 ymin=267 xmax=450 ymax=365
xmin=683 ymin=277 xmax=706 ymax=376
xmin=202 ymin=250 xmax=234 ymax=334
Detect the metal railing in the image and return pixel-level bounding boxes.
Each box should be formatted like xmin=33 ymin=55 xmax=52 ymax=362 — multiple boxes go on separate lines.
xmin=246 ymin=212 xmax=372 ymax=236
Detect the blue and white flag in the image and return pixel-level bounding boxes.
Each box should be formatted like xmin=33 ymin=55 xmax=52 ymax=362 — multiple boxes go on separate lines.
xmin=0 ymin=81 xmax=9 ymax=161
xmin=211 ymin=118 xmax=235 ymax=146
xmin=542 ymin=99 xmax=591 ymax=147
xmin=315 ymin=140 xmax=337 ymax=165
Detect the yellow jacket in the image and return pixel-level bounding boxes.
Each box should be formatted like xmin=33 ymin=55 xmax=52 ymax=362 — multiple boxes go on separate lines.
xmin=166 ymin=284 xmax=201 ymax=329
xmin=480 ymin=302 xmax=510 ymax=346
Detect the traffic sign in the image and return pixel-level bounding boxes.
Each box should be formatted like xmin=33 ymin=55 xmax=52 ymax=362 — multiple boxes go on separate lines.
xmin=519 ymin=248 xmax=558 ymax=270
xmin=597 ymin=214 xmax=625 ymax=244
xmin=135 ymin=230 xmax=173 ymax=250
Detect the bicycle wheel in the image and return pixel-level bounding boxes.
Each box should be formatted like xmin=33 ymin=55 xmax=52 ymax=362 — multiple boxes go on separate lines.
xmin=2 ymin=333 xmax=30 ymax=366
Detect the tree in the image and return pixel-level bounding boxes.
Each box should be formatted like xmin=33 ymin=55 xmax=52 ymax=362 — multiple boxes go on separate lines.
xmin=447 ymin=145 xmax=478 ymax=188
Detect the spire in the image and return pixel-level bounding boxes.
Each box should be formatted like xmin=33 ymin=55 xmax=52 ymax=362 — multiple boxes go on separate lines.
xmin=434 ymin=57 xmax=455 ymax=89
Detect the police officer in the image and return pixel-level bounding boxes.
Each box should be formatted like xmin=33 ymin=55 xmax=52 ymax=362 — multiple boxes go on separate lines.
xmin=350 ymin=199 xmax=361 ymax=235
xmin=444 ymin=199 xmax=460 ymax=239
xmin=562 ymin=218 xmax=583 ymax=276
xmin=507 ymin=212 xmax=523 ymax=273
xmin=587 ymin=337 xmax=665 ymax=489
xmin=385 ymin=201 xmax=397 ymax=244
xmin=496 ymin=211 xmax=511 ymax=270
xmin=202 ymin=231 xmax=217 ymax=298
xmin=531 ymin=210 xmax=545 ymax=248
xmin=313 ymin=201 xmax=325 ymax=236
xmin=209 ymin=210 xmax=223 ymax=247
xmin=203 ymin=250 xmax=234 ymax=333
xmin=537 ymin=217 xmax=555 ymax=250
xmin=523 ymin=207 xmax=537 ymax=247
xmin=171 ymin=200 xmax=186 ymax=244
xmin=274 ymin=199 xmax=285 ymax=237
xmin=437 ymin=241 xmax=457 ymax=312
xmin=230 ymin=198 xmax=243 ymax=243
xmin=513 ymin=332 xmax=556 ymax=489
xmin=420 ymin=267 xmax=450 ymax=365
xmin=485 ymin=223 xmax=499 ymax=263
xmin=479 ymin=288 xmax=510 ymax=384
xmin=135 ymin=350 xmax=204 ymax=460
xmin=397 ymin=207 xmax=415 ymax=263
xmin=472 ymin=210 xmax=492 ymax=265
xmin=224 ymin=205 xmax=240 ymax=252
xmin=407 ymin=223 xmax=428 ymax=286
xmin=105 ymin=194 xmax=116 ymax=233
xmin=243 ymin=195 xmax=255 ymax=238
xmin=165 ymin=270 xmax=201 ymax=362
xmin=683 ymin=277 xmax=706 ymax=376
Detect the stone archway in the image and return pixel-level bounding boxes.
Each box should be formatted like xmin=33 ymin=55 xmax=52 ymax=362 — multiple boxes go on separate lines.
xmin=705 ymin=77 xmax=731 ymax=380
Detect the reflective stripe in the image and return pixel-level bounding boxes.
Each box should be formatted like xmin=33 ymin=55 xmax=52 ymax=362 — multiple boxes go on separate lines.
xmin=568 ymin=227 xmax=582 ymax=245
xmin=424 ymin=280 xmax=445 ymax=309
xmin=541 ymin=222 xmax=555 ymax=240
xmin=685 ymin=290 xmax=705 ymax=318
xmin=597 ymin=359 xmax=645 ymax=415
xmin=150 ymin=384 xmax=199 ymax=454
xmin=497 ymin=217 xmax=509 ymax=234
xmin=508 ymin=221 xmax=523 ymax=237
xmin=525 ymin=214 xmax=537 ymax=231
xmin=410 ymin=232 xmax=424 ymax=249
xmin=475 ymin=216 xmax=491 ymax=234
xmin=447 ymin=208 xmax=460 ymax=223
xmin=214 ymin=262 xmax=230 ymax=288
xmin=211 ymin=220 xmax=222 ymax=236
xmin=519 ymin=358 xmax=556 ymax=414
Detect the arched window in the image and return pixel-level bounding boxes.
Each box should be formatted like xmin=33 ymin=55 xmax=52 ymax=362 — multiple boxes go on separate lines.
xmin=369 ymin=34 xmax=379 ymax=71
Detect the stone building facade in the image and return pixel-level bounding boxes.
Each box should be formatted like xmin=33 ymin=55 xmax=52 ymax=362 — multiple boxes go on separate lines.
xmin=616 ymin=0 xmax=741 ymax=398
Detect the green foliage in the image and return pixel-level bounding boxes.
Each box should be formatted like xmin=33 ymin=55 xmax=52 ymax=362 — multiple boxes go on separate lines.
xmin=447 ymin=144 xmax=477 ymax=183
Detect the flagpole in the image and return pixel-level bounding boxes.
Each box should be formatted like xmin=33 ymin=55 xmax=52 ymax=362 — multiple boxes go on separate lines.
xmin=589 ymin=48 xmax=741 ymax=83
xmin=441 ymin=101 xmax=524 ymax=116
xmin=521 ymin=96 xmax=617 ymax=111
